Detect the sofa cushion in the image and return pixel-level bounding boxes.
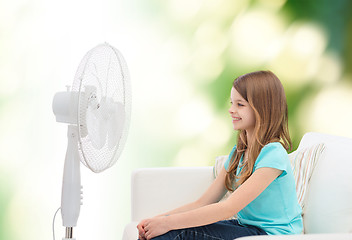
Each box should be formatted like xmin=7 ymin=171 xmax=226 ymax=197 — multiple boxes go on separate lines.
xmin=122 ymin=222 xmax=138 ymax=240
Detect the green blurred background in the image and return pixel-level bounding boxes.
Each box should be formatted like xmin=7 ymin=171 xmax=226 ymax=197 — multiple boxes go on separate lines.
xmin=1 ymin=0 xmax=352 ymax=239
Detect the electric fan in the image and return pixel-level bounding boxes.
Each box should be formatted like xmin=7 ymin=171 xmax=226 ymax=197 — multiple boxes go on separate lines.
xmin=52 ymin=43 xmax=131 ymax=240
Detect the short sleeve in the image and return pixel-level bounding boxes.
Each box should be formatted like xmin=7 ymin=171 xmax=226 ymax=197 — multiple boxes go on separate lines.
xmin=224 ymin=145 xmax=237 ymax=171
xmin=254 ymin=142 xmax=289 ymax=177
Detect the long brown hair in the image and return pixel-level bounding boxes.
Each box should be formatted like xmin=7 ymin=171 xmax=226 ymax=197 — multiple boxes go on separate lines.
xmin=225 ymin=70 xmax=292 ymax=192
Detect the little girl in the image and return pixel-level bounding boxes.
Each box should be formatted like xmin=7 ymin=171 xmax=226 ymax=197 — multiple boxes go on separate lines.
xmin=137 ymin=70 xmax=303 ymax=240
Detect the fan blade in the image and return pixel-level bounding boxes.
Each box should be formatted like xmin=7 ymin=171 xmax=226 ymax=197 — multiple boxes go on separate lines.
xmin=107 ymin=101 xmax=125 ymax=150
xmin=86 ymin=98 xmax=108 ymax=150
xmin=80 ymin=85 xmax=98 ymax=139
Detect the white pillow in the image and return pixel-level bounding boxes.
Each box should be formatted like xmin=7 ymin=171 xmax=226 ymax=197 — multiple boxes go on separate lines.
xmin=213 ymin=155 xmax=228 ymax=178
xmin=289 ymin=143 xmax=325 ymax=212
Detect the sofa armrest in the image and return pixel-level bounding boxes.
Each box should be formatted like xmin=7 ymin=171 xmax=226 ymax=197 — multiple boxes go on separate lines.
xmin=131 ymin=166 xmax=214 ymax=222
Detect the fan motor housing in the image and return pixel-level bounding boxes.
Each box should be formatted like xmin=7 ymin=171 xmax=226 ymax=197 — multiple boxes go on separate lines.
xmin=53 ymin=91 xmax=79 ymax=124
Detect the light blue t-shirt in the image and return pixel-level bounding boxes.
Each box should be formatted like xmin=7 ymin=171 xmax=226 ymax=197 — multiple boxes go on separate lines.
xmin=224 ymin=142 xmax=303 ymax=235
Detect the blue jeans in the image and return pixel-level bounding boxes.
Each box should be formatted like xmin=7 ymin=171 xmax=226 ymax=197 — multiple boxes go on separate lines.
xmin=147 ymin=219 xmax=267 ymax=240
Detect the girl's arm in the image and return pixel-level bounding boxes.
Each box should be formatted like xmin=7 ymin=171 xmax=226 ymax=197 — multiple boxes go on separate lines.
xmin=142 ymin=167 xmax=282 ymax=239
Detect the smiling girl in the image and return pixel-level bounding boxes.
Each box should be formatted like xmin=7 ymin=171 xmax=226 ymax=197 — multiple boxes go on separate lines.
xmin=137 ymin=70 xmax=303 ymax=240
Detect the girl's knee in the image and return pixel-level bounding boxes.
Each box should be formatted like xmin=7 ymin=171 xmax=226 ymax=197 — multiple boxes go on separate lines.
xmin=150 ymin=229 xmax=184 ymax=240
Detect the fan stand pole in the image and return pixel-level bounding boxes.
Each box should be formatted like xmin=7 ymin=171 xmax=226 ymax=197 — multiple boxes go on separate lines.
xmin=61 ymin=125 xmax=81 ymax=240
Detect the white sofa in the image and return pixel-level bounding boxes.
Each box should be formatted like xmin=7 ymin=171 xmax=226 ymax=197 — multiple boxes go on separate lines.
xmin=123 ymin=132 xmax=352 ymax=240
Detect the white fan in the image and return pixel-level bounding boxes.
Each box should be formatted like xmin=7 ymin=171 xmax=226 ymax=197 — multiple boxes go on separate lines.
xmin=52 ymin=43 xmax=131 ymax=240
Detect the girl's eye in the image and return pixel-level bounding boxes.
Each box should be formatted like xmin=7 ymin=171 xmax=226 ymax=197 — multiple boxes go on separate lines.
xmin=230 ymin=101 xmax=245 ymax=107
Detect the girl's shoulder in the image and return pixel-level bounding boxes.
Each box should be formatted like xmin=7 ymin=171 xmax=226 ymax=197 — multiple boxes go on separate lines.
xmin=261 ymin=142 xmax=287 ymax=153
xmin=255 ymin=142 xmax=289 ymax=172
xmin=257 ymin=142 xmax=289 ymax=163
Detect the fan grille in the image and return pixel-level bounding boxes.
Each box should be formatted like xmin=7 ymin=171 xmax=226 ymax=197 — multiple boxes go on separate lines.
xmin=72 ymin=43 xmax=131 ymax=173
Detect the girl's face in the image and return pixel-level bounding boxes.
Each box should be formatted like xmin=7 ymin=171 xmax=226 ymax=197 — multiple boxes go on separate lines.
xmin=228 ymin=87 xmax=256 ymax=134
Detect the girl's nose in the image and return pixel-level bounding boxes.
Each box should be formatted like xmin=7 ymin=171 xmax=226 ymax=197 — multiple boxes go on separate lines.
xmin=228 ymin=105 xmax=235 ymax=114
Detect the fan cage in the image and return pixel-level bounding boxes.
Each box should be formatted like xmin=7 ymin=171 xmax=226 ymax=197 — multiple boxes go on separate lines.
xmin=72 ymin=43 xmax=131 ymax=173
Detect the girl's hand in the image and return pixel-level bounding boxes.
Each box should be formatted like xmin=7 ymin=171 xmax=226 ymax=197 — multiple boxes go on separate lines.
xmin=142 ymin=216 xmax=171 ymax=240
xmin=137 ymin=219 xmax=147 ymax=240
